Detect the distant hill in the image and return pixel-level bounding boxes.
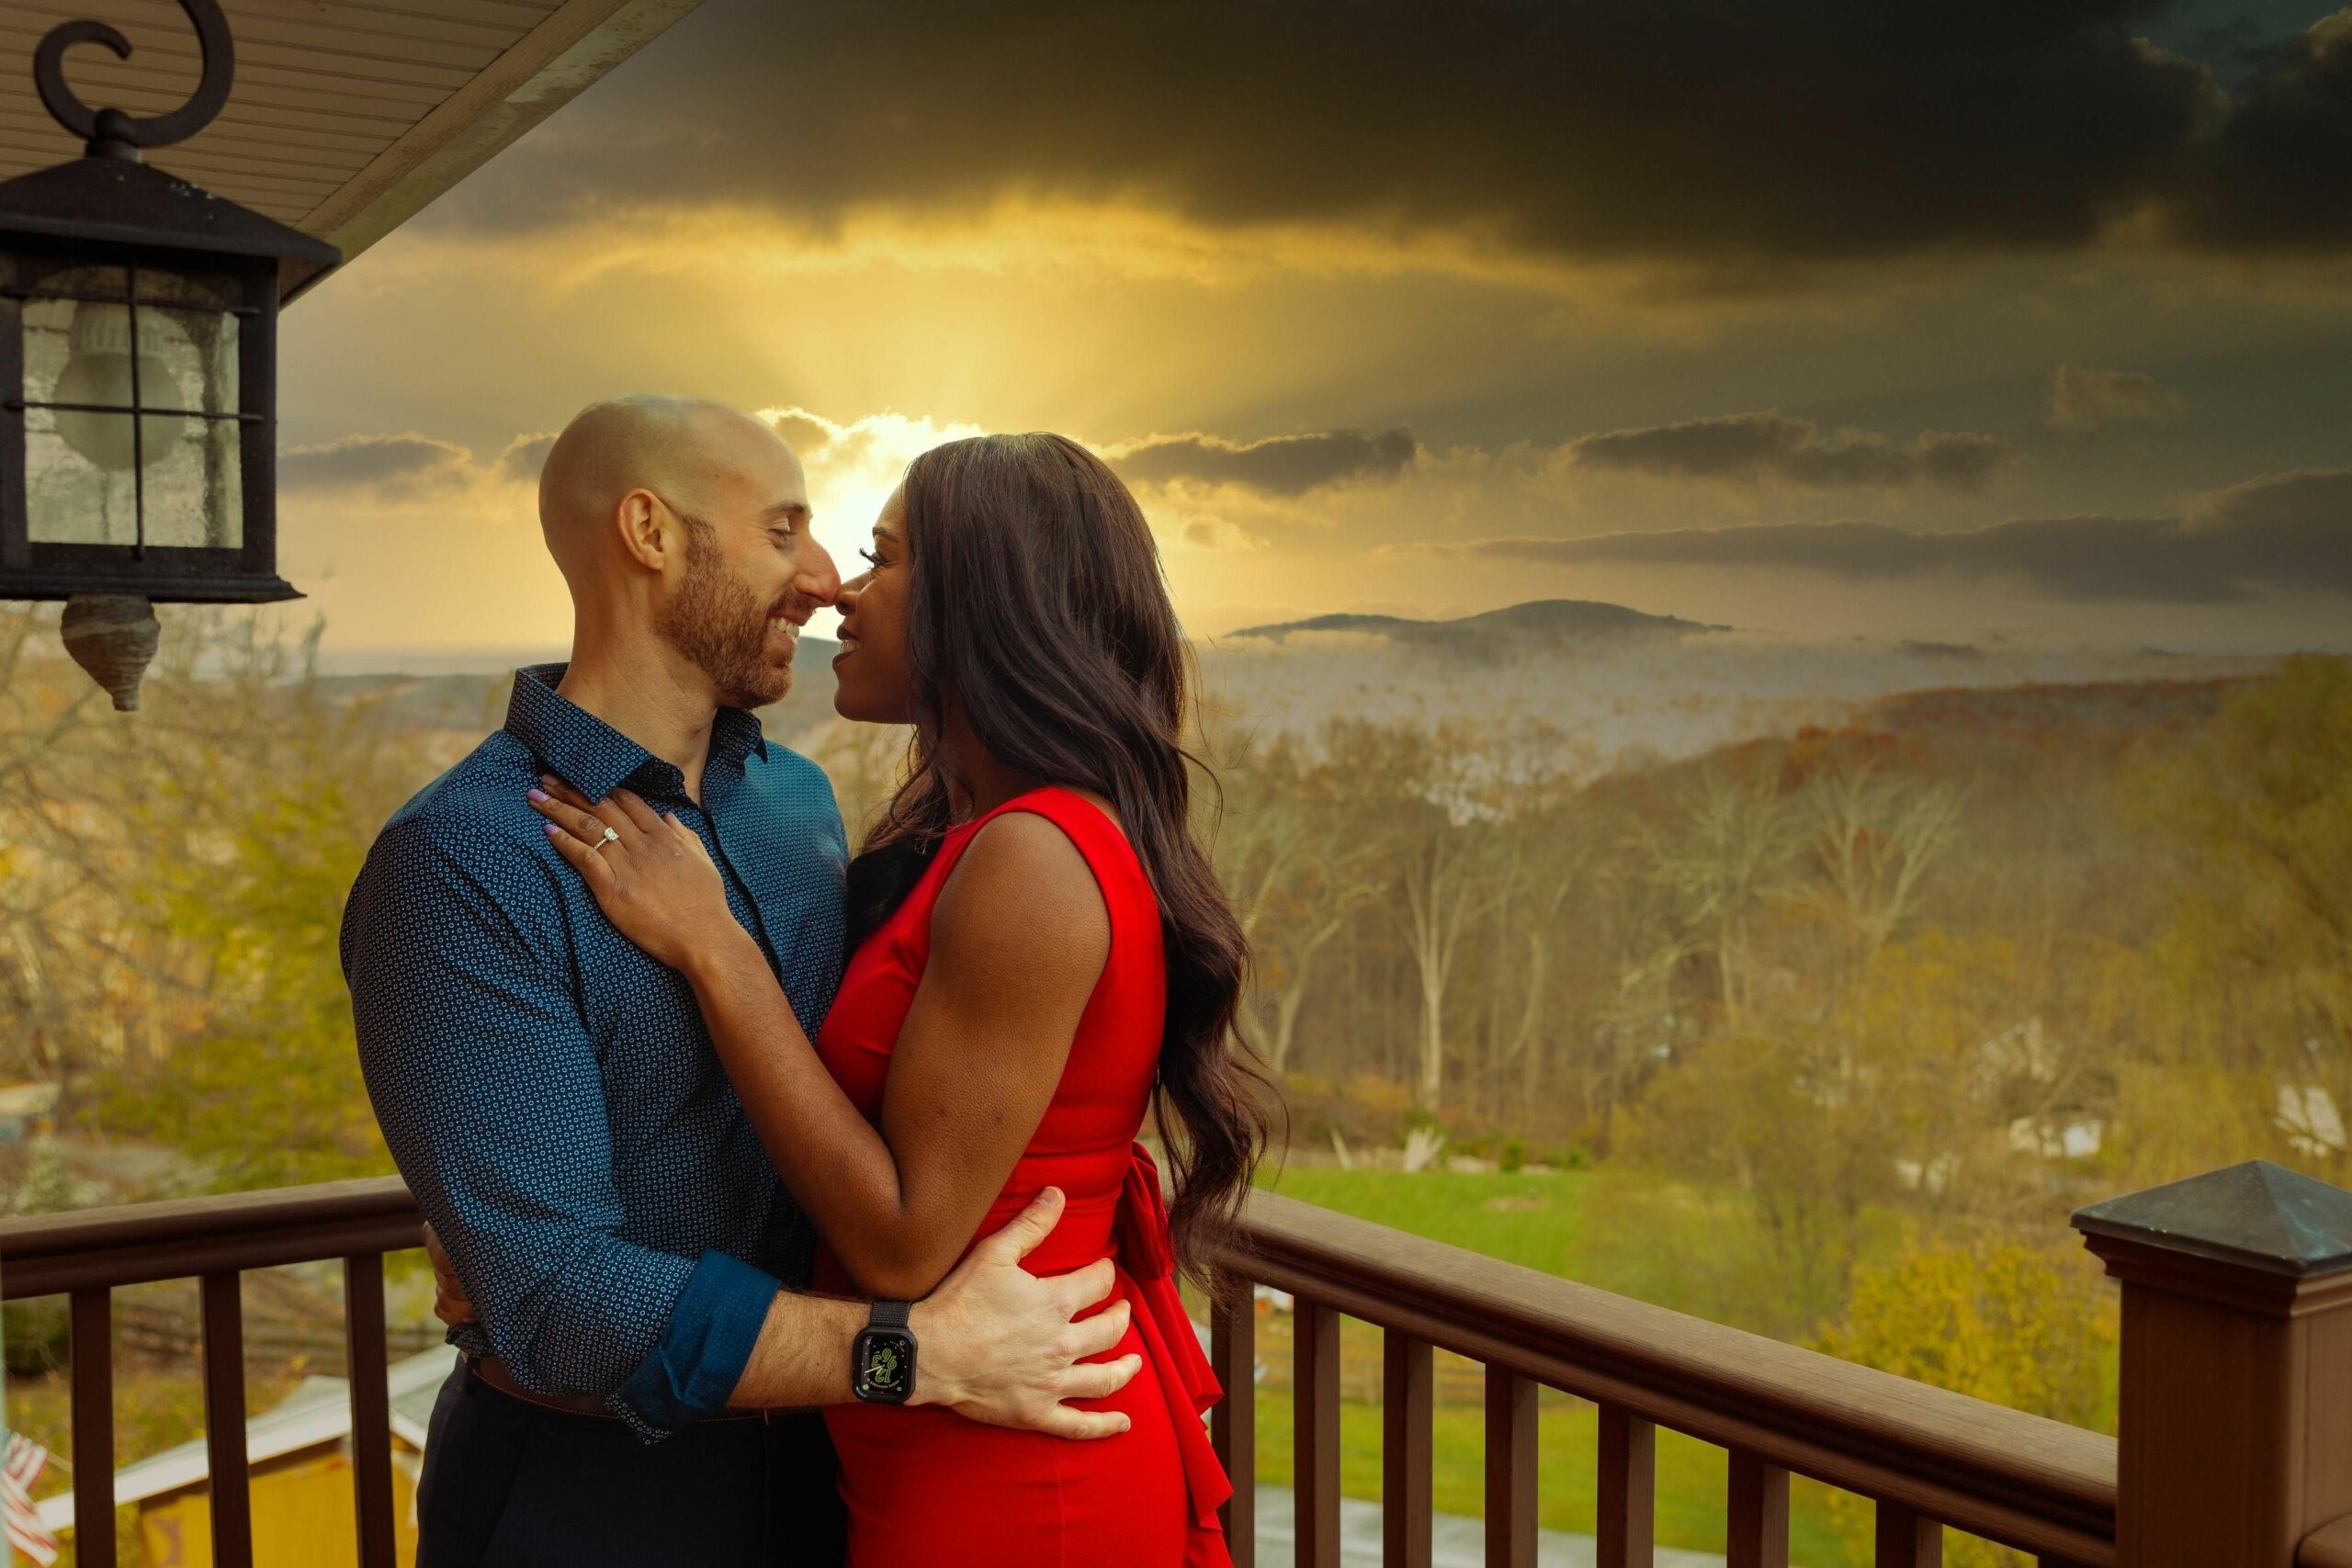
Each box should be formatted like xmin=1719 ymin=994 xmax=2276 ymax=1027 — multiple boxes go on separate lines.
xmin=1226 ymin=599 xmax=1722 ymax=656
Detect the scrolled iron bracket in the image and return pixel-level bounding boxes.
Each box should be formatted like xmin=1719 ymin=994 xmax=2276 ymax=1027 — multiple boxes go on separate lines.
xmin=35 ymin=0 xmax=235 ymax=160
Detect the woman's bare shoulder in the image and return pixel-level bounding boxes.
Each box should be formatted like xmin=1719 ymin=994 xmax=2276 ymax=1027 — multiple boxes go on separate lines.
xmin=931 ymin=807 xmax=1110 ymax=987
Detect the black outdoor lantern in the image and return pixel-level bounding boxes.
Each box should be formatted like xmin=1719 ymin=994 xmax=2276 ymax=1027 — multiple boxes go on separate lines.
xmin=0 ymin=0 xmax=338 ymax=710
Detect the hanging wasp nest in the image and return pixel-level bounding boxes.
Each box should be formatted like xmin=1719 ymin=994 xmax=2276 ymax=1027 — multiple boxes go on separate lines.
xmin=60 ymin=593 xmax=161 ymax=712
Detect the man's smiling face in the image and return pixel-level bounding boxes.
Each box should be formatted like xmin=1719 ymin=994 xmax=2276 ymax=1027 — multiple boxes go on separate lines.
xmin=651 ymin=415 xmax=837 ymax=710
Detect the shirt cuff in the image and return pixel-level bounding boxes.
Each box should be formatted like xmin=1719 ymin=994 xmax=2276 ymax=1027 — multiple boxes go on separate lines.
xmin=608 ymin=1249 xmax=780 ymax=1440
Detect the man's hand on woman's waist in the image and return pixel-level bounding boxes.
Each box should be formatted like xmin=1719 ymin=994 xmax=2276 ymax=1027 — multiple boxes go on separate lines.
xmin=429 ymin=1190 xmax=1142 ymax=1438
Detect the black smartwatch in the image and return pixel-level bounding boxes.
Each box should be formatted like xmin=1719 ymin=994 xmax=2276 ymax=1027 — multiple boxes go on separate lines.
xmin=853 ymin=1299 xmax=917 ymax=1404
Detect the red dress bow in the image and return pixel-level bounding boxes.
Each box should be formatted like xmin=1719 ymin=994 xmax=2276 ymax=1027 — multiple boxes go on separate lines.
xmin=1114 ymin=1141 xmax=1235 ymax=1565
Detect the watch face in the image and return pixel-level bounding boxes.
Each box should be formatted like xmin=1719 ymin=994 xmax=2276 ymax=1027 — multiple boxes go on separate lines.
xmin=854 ymin=1328 xmax=915 ymax=1403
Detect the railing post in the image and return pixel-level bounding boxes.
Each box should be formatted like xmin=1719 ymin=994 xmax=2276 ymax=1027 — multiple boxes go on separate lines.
xmin=1725 ymin=1449 xmax=1790 ymax=1568
xmin=199 ymin=1271 xmax=254 ymax=1568
xmin=345 ymin=1253 xmax=397 ymax=1568
xmin=1382 ymin=1331 xmax=1432 ymax=1568
xmin=1595 ymin=1404 xmax=1654 ymax=1568
xmin=1876 ymin=1502 xmax=1942 ymax=1567
xmin=1295 ymin=1298 xmax=1341 ymax=1568
xmin=2074 ymin=1159 xmax=2352 ymax=1568
xmin=69 ymin=1289 xmax=117 ymax=1568
xmin=1484 ymin=1369 xmax=1536 ymax=1568
xmin=1213 ymin=1285 xmax=1257 ymax=1568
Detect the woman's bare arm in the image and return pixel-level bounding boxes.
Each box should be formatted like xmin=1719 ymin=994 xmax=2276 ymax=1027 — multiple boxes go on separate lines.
xmin=683 ymin=810 xmax=1108 ymax=1298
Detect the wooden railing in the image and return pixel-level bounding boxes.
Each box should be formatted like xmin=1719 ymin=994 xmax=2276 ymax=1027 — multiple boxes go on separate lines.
xmin=2306 ymin=1517 xmax=2352 ymax=1568
xmin=1205 ymin=1190 xmax=2115 ymax=1567
xmin=3 ymin=1159 xmax=2348 ymax=1568
xmin=0 ymin=1177 xmax=423 ymax=1568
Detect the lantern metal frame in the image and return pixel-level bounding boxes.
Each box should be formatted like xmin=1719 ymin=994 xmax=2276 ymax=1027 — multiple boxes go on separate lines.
xmin=0 ymin=0 xmax=340 ymax=607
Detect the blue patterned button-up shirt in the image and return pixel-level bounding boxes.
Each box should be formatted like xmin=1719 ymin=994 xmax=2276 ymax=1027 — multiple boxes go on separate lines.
xmin=343 ymin=664 xmax=846 ymax=1441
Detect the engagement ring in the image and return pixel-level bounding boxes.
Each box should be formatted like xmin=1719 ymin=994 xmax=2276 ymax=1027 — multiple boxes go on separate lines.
xmin=596 ymin=826 xmax=620 ymax=849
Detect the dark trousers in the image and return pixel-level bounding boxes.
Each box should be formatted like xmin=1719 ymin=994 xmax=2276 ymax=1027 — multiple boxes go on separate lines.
xmin=415 ymin=1361 xmax=846 ymax=1568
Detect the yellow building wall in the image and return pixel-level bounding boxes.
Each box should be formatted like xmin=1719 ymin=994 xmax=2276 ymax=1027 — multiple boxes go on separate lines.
xmin=136 ymin=1442 xmax=420 ymax=1568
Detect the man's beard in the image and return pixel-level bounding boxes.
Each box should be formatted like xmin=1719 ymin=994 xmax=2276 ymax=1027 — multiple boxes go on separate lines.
xmin=656 ymin=525 xmax=797 ymax=711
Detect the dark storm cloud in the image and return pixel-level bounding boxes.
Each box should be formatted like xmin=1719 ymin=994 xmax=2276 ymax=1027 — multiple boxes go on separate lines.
xmin=1442 ymin=468 xmax=2352 ymax=602
xmin=280 ymin=434 xmax=471 ymax=496
xmin=433 ymin=1 xmax=2352 ymax=265
xmin=1568 ymin=412 xmax=2012 ymax=491
xmin=2175 ymin=12 xmax=2352 ymax=249
xmin=1110 ymin=428 xmax=1418 ymax=496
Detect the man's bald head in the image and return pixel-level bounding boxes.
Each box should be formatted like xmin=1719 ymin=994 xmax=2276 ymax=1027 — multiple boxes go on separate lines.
xmin=537 ymin=394 xmax=803 ymax=581
xmin=529 ymin=393 xmax=833 ymax=711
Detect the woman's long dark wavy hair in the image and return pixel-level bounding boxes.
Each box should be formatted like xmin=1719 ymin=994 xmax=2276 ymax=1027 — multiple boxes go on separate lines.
xmin=845 ymin=433 xmax=1270 ymax=1285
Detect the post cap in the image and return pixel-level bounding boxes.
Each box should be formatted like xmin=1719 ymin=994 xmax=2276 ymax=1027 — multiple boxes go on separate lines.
xmin=2073 ymin=1160 xmax=2352 ymax=1279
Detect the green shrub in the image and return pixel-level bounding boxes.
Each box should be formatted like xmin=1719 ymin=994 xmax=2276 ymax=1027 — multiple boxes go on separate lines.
xmin=3 ymin=1298 xmax=69 ymax=1375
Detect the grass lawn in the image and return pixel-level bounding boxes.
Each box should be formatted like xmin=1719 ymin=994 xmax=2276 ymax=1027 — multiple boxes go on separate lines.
xmin=1259 ymin=1168 xmax=1592 ymax=1275
xmin=1256 ymin=1165 xmax=1909 ymax=1337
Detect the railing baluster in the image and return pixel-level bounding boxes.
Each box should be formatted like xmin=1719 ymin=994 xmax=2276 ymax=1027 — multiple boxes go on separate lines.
xmin=1597 ymin=1404 xmax=1655 ymax=1568
xmin=1212 ymin=1284 xmax=1257 ymax=1568
xmin=345 ymin=1252 xmax=397 ymax=1568
xmin=1483 ymin=1367 xmax=1535 ymax=1568
xmin=1295 ymin=1297 xmax=1340 ymax=1568
xmin=1382 ymin=1332 xmax=1432 ymax=1568
xmin=69 ymin=1289 xmax=117 ymax=1568
xmin=199 ymin=1270 xmax=254 ymax=1568
xmin=1726 ymin=1449 xmax=1790 ymax=1568
xmin=1877 ymin=1501 xmax=1942 ymax=1566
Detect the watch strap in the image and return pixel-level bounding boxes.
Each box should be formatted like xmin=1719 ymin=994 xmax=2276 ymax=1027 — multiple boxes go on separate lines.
xmin=869 ymin=1299 xmax=911 ymax=1331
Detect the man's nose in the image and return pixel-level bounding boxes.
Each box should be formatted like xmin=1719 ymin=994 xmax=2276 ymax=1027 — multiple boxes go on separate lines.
xmin=797 ymin=540 xmax=842 ymax=606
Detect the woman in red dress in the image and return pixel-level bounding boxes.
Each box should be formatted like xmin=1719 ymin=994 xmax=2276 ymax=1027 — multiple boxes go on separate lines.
xmin=526 ymin=433 xmax=1269 ymax=1567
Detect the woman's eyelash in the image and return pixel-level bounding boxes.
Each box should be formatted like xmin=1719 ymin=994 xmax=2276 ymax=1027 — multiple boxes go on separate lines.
xmin=859 ymin=548 xmax=882 ymax=567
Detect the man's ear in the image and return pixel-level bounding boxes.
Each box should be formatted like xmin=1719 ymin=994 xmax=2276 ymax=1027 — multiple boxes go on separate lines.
xmin=615 ymin=489 xmax=671 ymax=573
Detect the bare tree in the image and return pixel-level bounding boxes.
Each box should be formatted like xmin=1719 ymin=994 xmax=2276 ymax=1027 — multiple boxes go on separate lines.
xmin=1804 ymin=763 xmax=1966 ymax=977
xmin=1645 ymin=767 xmax=1804 ymax=1024
xmin=1489 ymin=794 xmax=1599 ymax=1107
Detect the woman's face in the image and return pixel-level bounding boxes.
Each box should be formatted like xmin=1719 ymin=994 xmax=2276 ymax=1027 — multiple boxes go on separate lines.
xmin=831 ymin=483 xmax=918 ymax=725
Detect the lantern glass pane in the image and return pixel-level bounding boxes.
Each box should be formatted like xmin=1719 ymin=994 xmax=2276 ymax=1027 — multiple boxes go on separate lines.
xmin=26 ymin=418 xmax=136 ymax=545
xmin=134 ymin=304 xmax=242 ymax=548
xmin=142 ymin=411 xmax=243 ymax=549
xmin=18 ymin=267 xmax=243 ymax=549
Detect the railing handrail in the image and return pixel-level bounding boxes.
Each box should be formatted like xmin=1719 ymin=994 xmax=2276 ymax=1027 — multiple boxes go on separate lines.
xmin=1 ymin=1176 xmax=2118 ymax=1562
xmin=1216 ymin=1188 xmax=2119 ymax=1564
xmin=0 ymin=1175 xmax=422 ymax=1298
xmin=2304 ymin=1515 xmax=2352 ymax=1568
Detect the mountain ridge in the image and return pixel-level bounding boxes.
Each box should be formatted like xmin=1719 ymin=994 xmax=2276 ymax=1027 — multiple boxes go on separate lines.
xmin=1226 ymin=598 xmax=1724 ymax=649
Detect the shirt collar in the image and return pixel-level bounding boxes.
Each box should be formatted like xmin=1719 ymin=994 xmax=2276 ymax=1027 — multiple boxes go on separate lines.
xmin=504 ymin=664 xmax=769 ymax=804
xmin=709 ymin=704 xmax=770 ymax=774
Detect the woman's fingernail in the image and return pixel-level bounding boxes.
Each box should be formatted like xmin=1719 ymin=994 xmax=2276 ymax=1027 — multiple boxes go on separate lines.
xmin=543 ymin=822 xmax=560 ymax=837
xmin=527 ymin=787 xmax=548 ymax=803
xmin=1117 ymin=1416 xmax=1132 ymax=1432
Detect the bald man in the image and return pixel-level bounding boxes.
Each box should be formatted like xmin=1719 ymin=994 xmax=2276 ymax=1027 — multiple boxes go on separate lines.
xmin=342 ymin=397 xmax=1137 ymax=1566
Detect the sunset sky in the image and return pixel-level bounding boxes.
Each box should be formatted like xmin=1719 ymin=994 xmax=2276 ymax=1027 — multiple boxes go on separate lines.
xmin=267 ymin=0 xmax=2352 ymax=662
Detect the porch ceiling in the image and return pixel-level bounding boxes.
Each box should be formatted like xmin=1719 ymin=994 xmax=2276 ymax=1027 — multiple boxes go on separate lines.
xmin=0 ymin=0 xmax=704 ymax=297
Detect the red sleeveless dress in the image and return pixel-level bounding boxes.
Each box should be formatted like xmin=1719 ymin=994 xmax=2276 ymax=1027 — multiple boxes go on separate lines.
xmin=810 ymin=786 xmax=1234 ymax=1568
